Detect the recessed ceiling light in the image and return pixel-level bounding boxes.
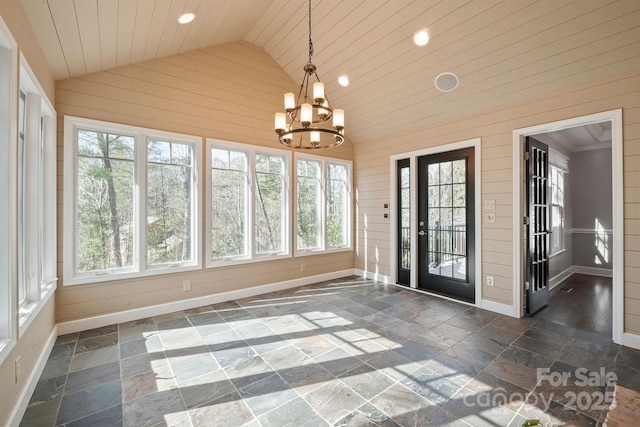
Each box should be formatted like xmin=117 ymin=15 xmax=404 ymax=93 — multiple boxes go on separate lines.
xmin=413 ymin=30 xmax=429 ymax=46
xmin=338 ymin=75 xmax=350 ymax=87
xmin=178 ymin=13 xmax=195 ymax=24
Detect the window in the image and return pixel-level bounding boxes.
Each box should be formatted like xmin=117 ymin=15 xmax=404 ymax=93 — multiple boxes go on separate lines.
xmin=64 ymin=117 xmax=201 ymax=285
xmin=549 ymin=163 xmax=566 ymax=254
xmin=0 ymin=21 xmax=17 ymax=361
xmin=327 ymin=162 xmax=350 ymax=248
xmin=76 ymin=129 xmax=135 ymax=272
xmin=297 ymin=159 xmax=322 ymax=250
xmin=17 ymin=90 xmax=26 ymax=306
xmin=255 ymin=154 xmax=287 ymax=254
xmin=296 ymin=155 xmax=352 ymax=254
xmin=206 ymin=140 xmax=290 ymax=266
xmin=17 ymin=56 xmax=57 ymax=332
xmin=147 ymin=140 xmax=195 ymax=266
xmin=209 ymin=147 xmax=248 ymax=259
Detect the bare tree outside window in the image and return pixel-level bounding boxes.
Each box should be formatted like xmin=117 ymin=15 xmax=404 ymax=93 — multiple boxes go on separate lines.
xmin=147 ymin=139 xmax=193 ymax=265
xmin=76 ymin=130 xmax=134 ymax=271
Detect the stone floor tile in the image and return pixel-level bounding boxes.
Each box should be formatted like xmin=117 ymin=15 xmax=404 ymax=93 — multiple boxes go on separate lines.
xmin=66 ymin=404 xmax=123 ymax=427
xmin=303 ymin=379 xmax=366 ymax=425
xmin=400 ymin=366 xmax=462 ymax=406
xmin=371 ymin=382 xmax=439 ymax=427
xmin=56 ymin=380 xmax=121 ymax=425
xmin=339 ymin=363 xmax=396 ymax=400
xmin=178 ymin=368 xmax=236 ymax=409
xmin=19 ymin=398 xmax=61 ymax=427
xmin=189 ymin=391 xmax=254 ymax=427
xmin=75 ymin=332 xmax=118 ymax=354
xmin=238 ymin=373 xmax=298 ymax=416
xmin=65 ymin=361 xmax=120 ymax=394
xmin=121 ymin=363 xmax=176 ymax=402
xmin=258 ymin=396 xmax=328 ymax=427
xmin=78 ymin=324 xmax=118 ymax=340
xmin=335 ymin=403 xmax=400 ymax=427
xmin=69 ymin=345 xmax=120 ymax=373
xmin=122 ymin=388 xmax=185 ymax=427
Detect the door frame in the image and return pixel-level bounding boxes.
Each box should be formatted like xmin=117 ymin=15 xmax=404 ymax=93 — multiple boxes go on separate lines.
xmin=389 ymin=138 xmax=482 ymax=306
xmin=512 ymin=109 xmax=623 ymax=344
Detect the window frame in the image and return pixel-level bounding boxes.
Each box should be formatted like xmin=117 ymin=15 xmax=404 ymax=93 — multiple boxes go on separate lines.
xmin=205 ymin=139 xmax=291 ymax=268
xmin=63 ymin=116 xmax=202 ymax=286
xmin=0 ymin=17 xmax=18 ymax=364
xmin=294 ymin=153 xmax=353 ymax=257
xmin=548 ymin=149 xmax=568 ymax=257
xmin=16 ymin=54 xmax=57 ymax=334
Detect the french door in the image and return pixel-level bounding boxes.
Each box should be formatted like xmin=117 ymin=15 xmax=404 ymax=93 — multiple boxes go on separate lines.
xmin=416 ymin=148 xmax=475 ymax=302
xmin=524 ymin=137 xmax=550 ymax=315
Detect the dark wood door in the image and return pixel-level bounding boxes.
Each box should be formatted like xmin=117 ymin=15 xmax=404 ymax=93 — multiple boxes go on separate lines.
xmin=525 ymin=137 xmax=550 ymax=315
xmin=417 ymin=148 xmax=475 ymax=303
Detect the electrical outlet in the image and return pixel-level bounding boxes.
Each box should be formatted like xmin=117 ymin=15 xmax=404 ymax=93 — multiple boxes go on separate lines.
xmin=486 ymin=276 xmax=495 ymax=287
xmin=300 ymin=263 xmax=306 ymax=272
xmin=484 ymin=199 xmax=496 ymax=210
xmin=15 ymin=356 xmax=21 ymax=383
xmin=484 ymin=213 xmax=496 ymax=223
xmin=182 ymin=280 xmax=191 ymax=291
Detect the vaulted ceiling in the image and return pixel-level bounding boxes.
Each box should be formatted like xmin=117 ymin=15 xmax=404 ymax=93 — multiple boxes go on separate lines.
xmin=20 ymin=0 xmax=640 ymax=144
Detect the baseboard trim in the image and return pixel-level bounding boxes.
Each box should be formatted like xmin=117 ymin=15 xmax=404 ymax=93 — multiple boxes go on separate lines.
xmin=549 ymin=267 xmax=574 ymax=290
xmin=57 ymin=270 xmax=356 ymax=335
xmin=481 ymin=299 xmax=516 ymax=317
xmin=355 ymin=269 xmax=391 ymax=284
xmin=9 ymin=326 xmax=58 ymax=427
xmin=623 ymin=332 xmax=640 ymax=351
xmin=572 ymin=265 xmax=613 ymax=277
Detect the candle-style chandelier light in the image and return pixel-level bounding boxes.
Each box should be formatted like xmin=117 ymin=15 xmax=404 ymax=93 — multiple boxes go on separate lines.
xmin=274 ymin=0 xmax=344 ymax=149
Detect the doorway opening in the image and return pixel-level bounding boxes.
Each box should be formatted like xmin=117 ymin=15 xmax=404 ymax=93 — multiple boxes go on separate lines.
xmin=513 ymin=110 xmax=623 ymax=343
xmin=390 ymin=138 xmax=482 ymax=306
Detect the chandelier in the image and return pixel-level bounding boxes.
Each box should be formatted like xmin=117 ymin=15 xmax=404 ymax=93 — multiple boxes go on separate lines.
xmin=274 ymin=0 xmax=344 ymax=149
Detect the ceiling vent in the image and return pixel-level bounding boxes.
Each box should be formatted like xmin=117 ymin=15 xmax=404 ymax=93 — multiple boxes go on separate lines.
xmin=434 ymin=72 xmax=459 ymax=92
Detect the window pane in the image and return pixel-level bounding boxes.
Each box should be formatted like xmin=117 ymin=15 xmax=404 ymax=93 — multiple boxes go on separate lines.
xmin=147 ymin=140 xmax=194 ymax=265
xmin=255 ymin=154 xmax=286 ymax=254
xmin=211 ymin=148 xmax=247 ymax=258
xmin=327 ymin=163 xmax=348 ymax=247
xmin=76 ymin=131 xmax=135 ymax=271
xmin=549 ymin=164 xmax=565 ymax=253
xmin=297 ymin=159 xmax=322 ymax=250
xmin=18 ymin=91 xmax=26 ymax=304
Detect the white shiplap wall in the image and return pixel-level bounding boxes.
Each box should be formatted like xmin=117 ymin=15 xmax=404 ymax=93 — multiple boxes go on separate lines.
xmin=354 ymin=70 xmax=640 ymax=334
xmin=55 ymin=41 xmax=354 ymax=322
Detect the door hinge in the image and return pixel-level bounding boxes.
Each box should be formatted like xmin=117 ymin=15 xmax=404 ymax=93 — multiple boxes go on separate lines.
xmin=523 ymin=216 xmax=529 ymax=225
xmin=525 ymin=281 xmax=530 ymax=290
xmin=524 ymin=151 xmax=530 ymax=161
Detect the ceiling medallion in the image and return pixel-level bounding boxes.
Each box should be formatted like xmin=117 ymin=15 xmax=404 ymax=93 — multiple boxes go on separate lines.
xmin=274 ymin=0 xmax=344 ymax=149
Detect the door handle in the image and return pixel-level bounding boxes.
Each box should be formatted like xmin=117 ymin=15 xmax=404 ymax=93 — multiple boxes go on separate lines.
xmin=418 ymin=230 xmax=425 ymax=236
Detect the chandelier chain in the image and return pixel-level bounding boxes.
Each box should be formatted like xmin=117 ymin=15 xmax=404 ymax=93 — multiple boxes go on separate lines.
xmin=308 ymin=0 xmax=313 ymax=64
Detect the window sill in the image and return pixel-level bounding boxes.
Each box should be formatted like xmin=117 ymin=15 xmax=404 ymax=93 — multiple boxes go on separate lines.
xmin=549 ymin=249 xmax=567 ymax=259
xmin=18 ymin=285 xmax=55 ymax=337
xmin=64 ymin=263 xmax=202 ymax=286
xmin=294 ymin=246 xmax=353 ymax=258
xmin=207 ymin=253 xmax=292 ymax=269
xmin=0 ymin=337 xmax=17 ymax=367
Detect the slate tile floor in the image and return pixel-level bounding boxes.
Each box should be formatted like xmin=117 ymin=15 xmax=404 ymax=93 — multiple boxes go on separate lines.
xmin=20 ymin=276 xmax=640 ymax=426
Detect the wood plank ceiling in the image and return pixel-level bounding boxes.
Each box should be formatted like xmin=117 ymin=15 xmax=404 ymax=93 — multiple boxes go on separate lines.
xmin=20 ymin=0 xmax=640 ymax=144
